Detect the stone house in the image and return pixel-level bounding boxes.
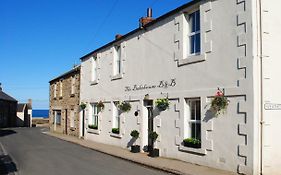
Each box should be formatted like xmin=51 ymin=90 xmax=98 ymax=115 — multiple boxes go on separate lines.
xmin=16 ymin=100 xmax=32 ymax=127
xmin=0 ymin=84 xmax=17 ymax=128
xmin=79 ymin=0 xmax=281 ymax=175
xmin=49 ymin=66 xmax=80 ymax=137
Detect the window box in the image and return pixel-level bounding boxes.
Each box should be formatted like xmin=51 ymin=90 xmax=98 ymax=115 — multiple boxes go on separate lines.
xmin=183 ymin=142 xmax=201 ymax=149
xmin=112 ymin=128 xmax=120 ymax=134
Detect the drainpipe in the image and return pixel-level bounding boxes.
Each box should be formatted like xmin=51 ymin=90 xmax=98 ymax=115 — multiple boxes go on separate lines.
xmin=258 ymin=0 xmax=264 ymax=174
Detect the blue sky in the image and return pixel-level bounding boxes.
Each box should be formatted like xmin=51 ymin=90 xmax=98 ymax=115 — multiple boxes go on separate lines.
xmin=0 ymin=0 xmax=191 ymax=109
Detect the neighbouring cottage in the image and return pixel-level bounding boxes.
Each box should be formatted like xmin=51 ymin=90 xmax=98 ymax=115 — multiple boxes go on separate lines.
xmin=78 ymin=0 xmax=280 ymax=175
xmin=49 ymin=66 xmax=81 ymax=137
xmin=16 ymin=99 xmax=32 ymax=127
xmin=0 ymin=84 xmax=17 ymax=127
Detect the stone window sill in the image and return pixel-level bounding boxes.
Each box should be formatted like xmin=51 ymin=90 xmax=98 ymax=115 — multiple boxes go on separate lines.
xmin=87 ymin=128 xmax=100 ymax=135
xmin=178 ymin=54 xmax=205 ymax=66
xmin=70 ymin=94 xmax=75 ymax=97
xmin=90 ymin=80 xmax=98 ymax=85
xmin=111 ymin=74 xmax=122 ymax=81
xmin=59 ymin=96 xmax=63 ymax=99
xmin=179 ymin=145 xmax=206 ymax=155
xmin=110 ymin=133 xmax=122 ymax=138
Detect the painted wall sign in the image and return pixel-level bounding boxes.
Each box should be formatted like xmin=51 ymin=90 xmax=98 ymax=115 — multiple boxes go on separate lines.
xmin=264 ymin=103 xmax=281 ymax=110
xmin=125 ymin=79 xmax=176 ymax=92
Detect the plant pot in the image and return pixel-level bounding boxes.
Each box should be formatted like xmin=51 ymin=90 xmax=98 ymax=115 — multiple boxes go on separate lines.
xmin=148 ymin=148 xmax=159 ymax=157
xmin=183 ymin=142 xmax=201 ymax=148
xmin=131 ymin=145 xmax=140 ymax=153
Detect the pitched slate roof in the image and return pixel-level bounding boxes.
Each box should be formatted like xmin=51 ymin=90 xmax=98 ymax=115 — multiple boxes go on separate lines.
xmin=49 ymin=65 xmax=80 ymax=83
xmin=17 ymin=103 xmax=26 ymax=112
xmin=0 ymin=90 xmax=17 ymax=102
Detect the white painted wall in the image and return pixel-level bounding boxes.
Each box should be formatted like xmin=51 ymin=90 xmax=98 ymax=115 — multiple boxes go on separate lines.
xmin=80 ymin=0 xmax=260 ymax=174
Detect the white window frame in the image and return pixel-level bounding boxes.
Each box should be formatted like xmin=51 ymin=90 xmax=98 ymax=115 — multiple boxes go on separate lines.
xmin=91 ymin=56 xmax=98 ymax=82
xmin=70 ymin=110 xmax=75 ymax=128
xmin=112 ymin=102 xmax=120 ymax=130
xmin=53 ymin=83 xmax=57 ymax=98
xmin=71 ymin=76 xmax=75 ymax=95
xmin=90 ymin=103 xmax=100 ymax=127
xmin=54 ymin=110 xmax=61 ymax=125
xmin=185 ymin=98 xmax=201 ymax=140
xmin=59 ymin=80 xmax=63 ymax=97
xmin=113 ymin=45 xmax=122 ymax=76
xmin=187 ymin=10 xmax=201 ymax=56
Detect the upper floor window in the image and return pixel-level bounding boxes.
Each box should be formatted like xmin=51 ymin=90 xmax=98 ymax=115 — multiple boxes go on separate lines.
xmin=91 ymin=57 xmax=97 ymax=82
xmin=71 ymin=76 xmax=75 ymax=95
xmin=113 ymin=45 xmax=121 ymax=76
xmin=53 ymin=83 xmax=57 ymax=98
xmin=59 ymin=80 xmax=63 ymax=97
xmin=188 ymin=10 xmax=200 ymax=55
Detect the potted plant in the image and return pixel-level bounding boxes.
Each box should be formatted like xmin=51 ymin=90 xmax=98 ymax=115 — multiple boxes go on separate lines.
xmin=183 ymin=138 xmax=201 ymax=148
xmin=155 ymin=98 xmax=169 ymax=111
xmin=148 ymin=131 xmax=159 ymax=157
xmin=118 ymin=101 xmax=131 ymax=112
xmin=112 ymin=128 xmax=120 ymax=134
xmin=211 ymin=89 xmax=229 ymax=116
xmin=88 ymin=124 xmax=98 ymax=130
xmin=130 ymin=130 xmax=140 ymax=153
xmin=80 ymin=102 xmax=87 ymax=110
xmin=97 ymin=101 xmax=105 ymax=110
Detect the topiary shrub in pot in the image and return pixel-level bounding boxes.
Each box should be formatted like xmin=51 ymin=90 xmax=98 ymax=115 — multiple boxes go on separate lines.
xmin=130 ymin=130 xmax=140 ymax=153
xmin=148 ymin=131 xmax=159 ymax=157
xmin=183 ymin=138 xmax=201 ymax=148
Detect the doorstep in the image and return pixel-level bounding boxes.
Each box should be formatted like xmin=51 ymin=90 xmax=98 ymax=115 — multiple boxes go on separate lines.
xmin=44 ymin=132 xmax=235 ymax=175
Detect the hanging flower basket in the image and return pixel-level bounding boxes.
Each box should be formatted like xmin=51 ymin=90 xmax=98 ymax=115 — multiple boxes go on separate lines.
xmin=80 ymin=102 xmax=87 ymax=110
xmin=210 ymin=89 xmax=229 ymax=116
xmin=97 ymin=101 xmax=105 ymax=110
xmin=118 ymin=101 xmax=131 ymax=112
xmin=155 ymin=98 xmax=169 ymax=111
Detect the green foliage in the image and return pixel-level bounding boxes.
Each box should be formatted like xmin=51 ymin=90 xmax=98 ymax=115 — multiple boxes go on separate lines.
xmin=80 ymin=102 xmax=87 ymax=110
xmin=118 ymin=101 xmax=131 ymax=112
xmin=88 ymin=124 xmax=98 ymax=130
xmin=112 ymin=128 xmax=120 ymax=134
xmin=155 ymin=98 xmax=169 ymax=111
xmin=130 ymin=130 xmax=139 ymax=138
xmin=148 ymin=131 xmax=158 ymax=142
xmin=183 ymin=138 xmax=201 ymax=145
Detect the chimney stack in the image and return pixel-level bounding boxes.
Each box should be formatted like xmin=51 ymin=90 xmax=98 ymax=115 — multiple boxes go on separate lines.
xmin=115 ymin=34 xmax=123 ymax=40
xmin=139 ymin=8 xmax=154 ymax=28
xmin=28 ymin=99 xmax=32 ymax=108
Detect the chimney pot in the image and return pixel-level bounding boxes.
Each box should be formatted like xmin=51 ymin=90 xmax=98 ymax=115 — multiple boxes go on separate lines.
xmin=139 ymin=8 xmax=154 ymax=28
xmin=115 ymin=34 xmax=123 ymax=40
xmin=147 ymin=8 xmax=152 ymax=18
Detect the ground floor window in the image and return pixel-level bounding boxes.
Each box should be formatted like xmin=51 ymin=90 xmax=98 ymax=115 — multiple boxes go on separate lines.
xmin=89 ymin=103 xmax=101 ymax=129
xmin=185 ymin=98 xmax=201 ymax=141
xmin=70 ymin=110 xmax=75 ymax=128
xmin=54 ymin=110 xmax=61 ymax=125
xmin=112 ymin=102 xmax=120 ymax=134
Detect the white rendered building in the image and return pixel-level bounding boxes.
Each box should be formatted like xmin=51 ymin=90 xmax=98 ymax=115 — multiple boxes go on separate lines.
xmin=79 ymin=0 xmax=281 ymax=174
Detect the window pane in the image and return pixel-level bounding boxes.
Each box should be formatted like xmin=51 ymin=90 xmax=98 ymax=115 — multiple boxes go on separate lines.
xmin=196 ymin=100 xmax=201 ymax=120
xmin=190 ymin=35 xmax=195 ymax=54
xmin=195 ymin=11 xmax=200 ymax=31
xmin=190 ymin=101 xmax=196 ymax=120
xmin=195 ymin=123 xmax=201 ymax=140
xmin=195 ymin=33 xmax=201 ymax=53
xmin=190 ymin=13 xmax=196 ymax=32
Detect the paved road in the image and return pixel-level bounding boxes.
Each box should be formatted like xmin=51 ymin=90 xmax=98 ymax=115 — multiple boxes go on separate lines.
xmin=0 ymin=127 xmax=168 ymax=175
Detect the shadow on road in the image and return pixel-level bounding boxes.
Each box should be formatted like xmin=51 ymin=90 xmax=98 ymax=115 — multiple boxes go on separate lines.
xmin=0 ymin=130 xmax=17 ymax=137
xmin=0 ymin=154 xmax=18 ymax=175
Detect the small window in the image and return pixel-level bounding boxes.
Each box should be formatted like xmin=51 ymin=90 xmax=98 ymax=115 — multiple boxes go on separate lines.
xmin=113 ymin=45 xmax=121 ymax=76
xmin=59 ymin=80 xmax=63 ymax=97
xmin=91 ymin=103 xmax=101 ymax=128
xmin=112 ymin=102 xmax=120 ymax=130
xmin=188 ymin=10 xmax=200 ymax=55
xmin=70 ymin=110 xmax=75 ymax=128
xmin=54 ymin=110 xmax=61 ymax=125
xmin=71 ymin=76 xmax=75 ymax=95
xmin=53 ymin=83 xmax=57 ymax=98
xmin=185 ymin=98 xmax=201 ymax=141
xmin=91 ymin=57 xmax=97 ymax=82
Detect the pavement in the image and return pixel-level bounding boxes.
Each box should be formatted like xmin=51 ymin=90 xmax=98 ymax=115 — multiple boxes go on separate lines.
xmin=45 ymin=131 xmax=235 ymax=175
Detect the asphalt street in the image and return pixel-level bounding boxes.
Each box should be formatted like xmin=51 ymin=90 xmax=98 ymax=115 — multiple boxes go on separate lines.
xmin=0 ymin=127 xmax=168 ymax=175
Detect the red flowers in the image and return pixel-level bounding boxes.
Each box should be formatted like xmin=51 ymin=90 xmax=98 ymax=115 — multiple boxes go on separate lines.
xmin=211 ymin=88 xmax=229 ymax=116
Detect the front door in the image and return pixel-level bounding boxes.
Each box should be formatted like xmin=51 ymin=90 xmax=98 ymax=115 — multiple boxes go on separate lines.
xmin=65 ymin=109 xmax=68 ymax=135
xmin=147 ymin=106 xmax=154 ymax=151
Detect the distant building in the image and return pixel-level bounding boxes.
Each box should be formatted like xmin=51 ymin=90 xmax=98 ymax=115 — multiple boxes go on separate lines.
xmin=17 ymin=99 xmax=32 ymax=127
xmin=49 ymin=66 xmax=80 ymax=137
xmin=0 ymin=84 xmax=17 ymax=127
